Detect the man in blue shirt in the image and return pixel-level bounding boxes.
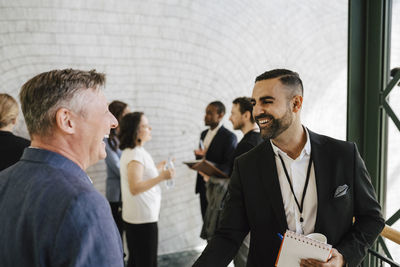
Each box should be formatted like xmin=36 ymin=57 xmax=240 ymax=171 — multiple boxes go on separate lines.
xmin=0 ymin=69 xmax=124 ymax=266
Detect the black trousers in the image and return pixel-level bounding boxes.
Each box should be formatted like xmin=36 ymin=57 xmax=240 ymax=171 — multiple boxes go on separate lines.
xmin=197 ymin=180 xmax=208 ymax=220
xmin=199 ymin=189 xmax=208 ymax=220
xmin=109 ymin=201 xmax=123 ymax=238
xmin=124 ymin=221 xmax=158 ymax=267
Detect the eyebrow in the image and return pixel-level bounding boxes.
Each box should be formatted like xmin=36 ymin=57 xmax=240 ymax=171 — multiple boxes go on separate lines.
xmin=251 ymin=96 xmax=275 ymax=103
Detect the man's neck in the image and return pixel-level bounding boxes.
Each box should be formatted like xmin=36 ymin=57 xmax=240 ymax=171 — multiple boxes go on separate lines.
xmin=209 ymin=122 xmax=221 ymax=131
xmin=31 ymin=136 xmax=86 ymax=170
xmin=241 ymin=122 xmax=258 ymax=135
xmin=271 ymin=123 xmax=306 ymax=159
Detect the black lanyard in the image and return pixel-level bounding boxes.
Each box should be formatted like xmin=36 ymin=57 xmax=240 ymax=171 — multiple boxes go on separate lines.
xmin=278 ymin=153 xmax=313 ymax=223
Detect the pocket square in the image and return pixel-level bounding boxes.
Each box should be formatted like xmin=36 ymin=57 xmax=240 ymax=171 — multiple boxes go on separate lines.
xmin=334 ymin=184 xmax=349 ymax=198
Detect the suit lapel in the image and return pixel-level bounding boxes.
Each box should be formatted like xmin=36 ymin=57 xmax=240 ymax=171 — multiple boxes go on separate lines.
xmin=200 ymin=129 xmax=208 ymax=141
xmin=257 ymin=142 xmax=288 ymax=232
xmin=308 ymin=130 xmax=330 ymax=233
xmin=206 ymin=126 xmax=224 ymax=157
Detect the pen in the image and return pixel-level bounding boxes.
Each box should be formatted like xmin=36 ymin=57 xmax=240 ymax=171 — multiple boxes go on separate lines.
xmin=277 ymin=233 xmax=283 ymax=240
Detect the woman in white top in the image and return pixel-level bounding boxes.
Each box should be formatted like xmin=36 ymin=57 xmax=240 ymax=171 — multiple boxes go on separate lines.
xmin=118 ymin=112 xmax=175 ymax=267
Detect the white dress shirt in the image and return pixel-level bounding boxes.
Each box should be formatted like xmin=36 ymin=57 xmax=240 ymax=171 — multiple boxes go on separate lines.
xmin=270 ymin=128 xmax=317 ymax=235
xmin=203 ymin=122 xmax=222 ymax=150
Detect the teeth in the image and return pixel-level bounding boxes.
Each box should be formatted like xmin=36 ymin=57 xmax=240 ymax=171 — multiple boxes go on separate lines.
xmin=259 ymin=119 xmax=269 ymax=124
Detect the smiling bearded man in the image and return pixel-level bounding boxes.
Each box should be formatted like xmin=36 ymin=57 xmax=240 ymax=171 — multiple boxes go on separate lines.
xmin=0 ymin=69 xmax=124 ymax=267
xmin=193 ymin=69 xmax=384 ymax=267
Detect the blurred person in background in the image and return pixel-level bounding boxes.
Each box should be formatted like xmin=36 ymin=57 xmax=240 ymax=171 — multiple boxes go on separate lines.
xmin=0 ymin=93 xmax=30 ymax=171
xmin=194 ymin=101 xmax=237 ymax=220
xmin=119 ymin=111 xmax=175 ymax=267
xmin=200 ymin=97 xmax=263 ymax=267
xmin=105 ymin=100 xmax=130 ymax=238
xmin=229 ymin=97 xmax=263 ymax=267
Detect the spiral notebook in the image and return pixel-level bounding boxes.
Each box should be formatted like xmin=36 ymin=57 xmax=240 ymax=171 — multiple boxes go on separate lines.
xmin=275 ymin=230 xmax=332 ymax=267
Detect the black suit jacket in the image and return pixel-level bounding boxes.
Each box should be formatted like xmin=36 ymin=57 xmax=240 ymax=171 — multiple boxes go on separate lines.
xmin=0 ymin=131 xmax=30 ymax=171
xmin=195 ymin=125 xmax=237 ymax=194
xmin=193 ymin=130 xmax=385 ymax=267
xmin=231 ymin=130 xmax=263 ymax=168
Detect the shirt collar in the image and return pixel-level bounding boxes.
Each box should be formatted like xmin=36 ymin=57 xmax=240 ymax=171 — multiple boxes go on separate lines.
xmin=270 ymin=126 xmax=311 ymax=159
xmin=208 ymin=122 xmax=222 ymax=134
xmin=20 ymin=147 xmax=92 ymax=184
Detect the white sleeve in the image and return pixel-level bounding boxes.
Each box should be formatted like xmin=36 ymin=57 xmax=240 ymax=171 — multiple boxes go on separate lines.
xmin=126 ymin=148 xmax=145 ymax=166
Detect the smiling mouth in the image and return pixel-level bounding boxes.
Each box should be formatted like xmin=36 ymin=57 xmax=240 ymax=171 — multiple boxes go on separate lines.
xmin=257 ymin=118 xmax=272 ymax=127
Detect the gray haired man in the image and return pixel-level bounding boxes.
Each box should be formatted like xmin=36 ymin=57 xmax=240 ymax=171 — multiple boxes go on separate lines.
xmin=0 ymin=69 xmax=124 ymax=266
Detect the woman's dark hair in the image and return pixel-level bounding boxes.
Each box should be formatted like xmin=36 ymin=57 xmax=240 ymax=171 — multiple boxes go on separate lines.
xmin=107 ymin=100 xmax=128 ymax=151
xmin=119 ymin=112 xmax=144 ymax=150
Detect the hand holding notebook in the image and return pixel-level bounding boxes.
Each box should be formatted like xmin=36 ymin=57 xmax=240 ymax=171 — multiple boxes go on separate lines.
xmin=275 ymin=230 xmax=332 ymax=267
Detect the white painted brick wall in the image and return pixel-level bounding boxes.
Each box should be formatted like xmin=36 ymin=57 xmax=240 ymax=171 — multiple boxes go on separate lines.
xmin=5 ymin=0 xmax=398 ymax=258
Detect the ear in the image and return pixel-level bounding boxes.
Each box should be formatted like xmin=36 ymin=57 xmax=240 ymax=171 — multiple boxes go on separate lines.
xmin=292 ymin=95 xmax=303 ymax=113
xmin=55 ymin=108 xmax=75 ymax=134
xmin=218 ymin=112 xmax=225 ymax=120
xmin=243 ymin=110 xmax=251 ymax=121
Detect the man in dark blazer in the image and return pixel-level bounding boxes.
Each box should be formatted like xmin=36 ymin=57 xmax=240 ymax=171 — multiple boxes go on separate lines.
xmin=195 ymin=101 xmax=237 ymax=219
xmin=200 ymin=97 xmax=263 ymax=242
xmin=193 ymin=69 xmax=384 ymax=267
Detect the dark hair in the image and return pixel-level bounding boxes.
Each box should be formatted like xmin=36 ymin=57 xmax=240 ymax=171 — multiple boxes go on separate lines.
xmin=255 ymin=69 xmax=303 ymax=97
xmin=209 ymin=101 xmax=225 ymax=115
xmin=19 ymin=69 xmax=106 ymax=136
xmin=108 ymin=100 xmax=128 ymax=151
xmin=118 ymin=112 xmax=144 ymax=150
xmin=232 ymin=97 xmax=255 ymax=123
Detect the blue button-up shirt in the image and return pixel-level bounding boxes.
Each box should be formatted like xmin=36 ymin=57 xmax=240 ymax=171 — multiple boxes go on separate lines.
xmin=0 ymin=148 xmax=124 ymax=267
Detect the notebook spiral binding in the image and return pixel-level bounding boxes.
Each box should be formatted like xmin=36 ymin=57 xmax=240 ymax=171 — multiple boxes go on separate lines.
xmin=286 ymin=231 xmax=331 ymax=251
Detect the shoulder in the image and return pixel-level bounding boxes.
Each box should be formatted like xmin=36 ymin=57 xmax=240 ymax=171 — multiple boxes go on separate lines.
xmin=219 ymin=126 xmax=237 ymax=139
xmin=41 ymin=170 xmax=110 ymax=229
xmin=235 ymin=141 xmax=268 ymax=165
xmin=14 ymin=135 xmax=30 ymax=147
xmin=235 ymin=136 xmax=261 ymax=155
xmin=242 ymin=131 xmax=263 ymax=146
xmin=4 ymin=161 xmax=100 ymax=216
xmin=308 ymin=130 xmax=355 ymax=152
xmin=121 ymin=147 xmax=146 ymax=164
xmin=3 ymin=133 xmax=30 ymax=148
xmin=122 ymin=147 xmax=142 ymax=157
xmin=51 ymin=168 xmax=99 ymax=202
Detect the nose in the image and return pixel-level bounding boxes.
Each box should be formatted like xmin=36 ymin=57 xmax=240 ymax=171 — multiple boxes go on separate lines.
xmin=253 ymin=103 xmax=263 ymax=117
xmin=110 ymin=112 xmax=118 ymax=129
